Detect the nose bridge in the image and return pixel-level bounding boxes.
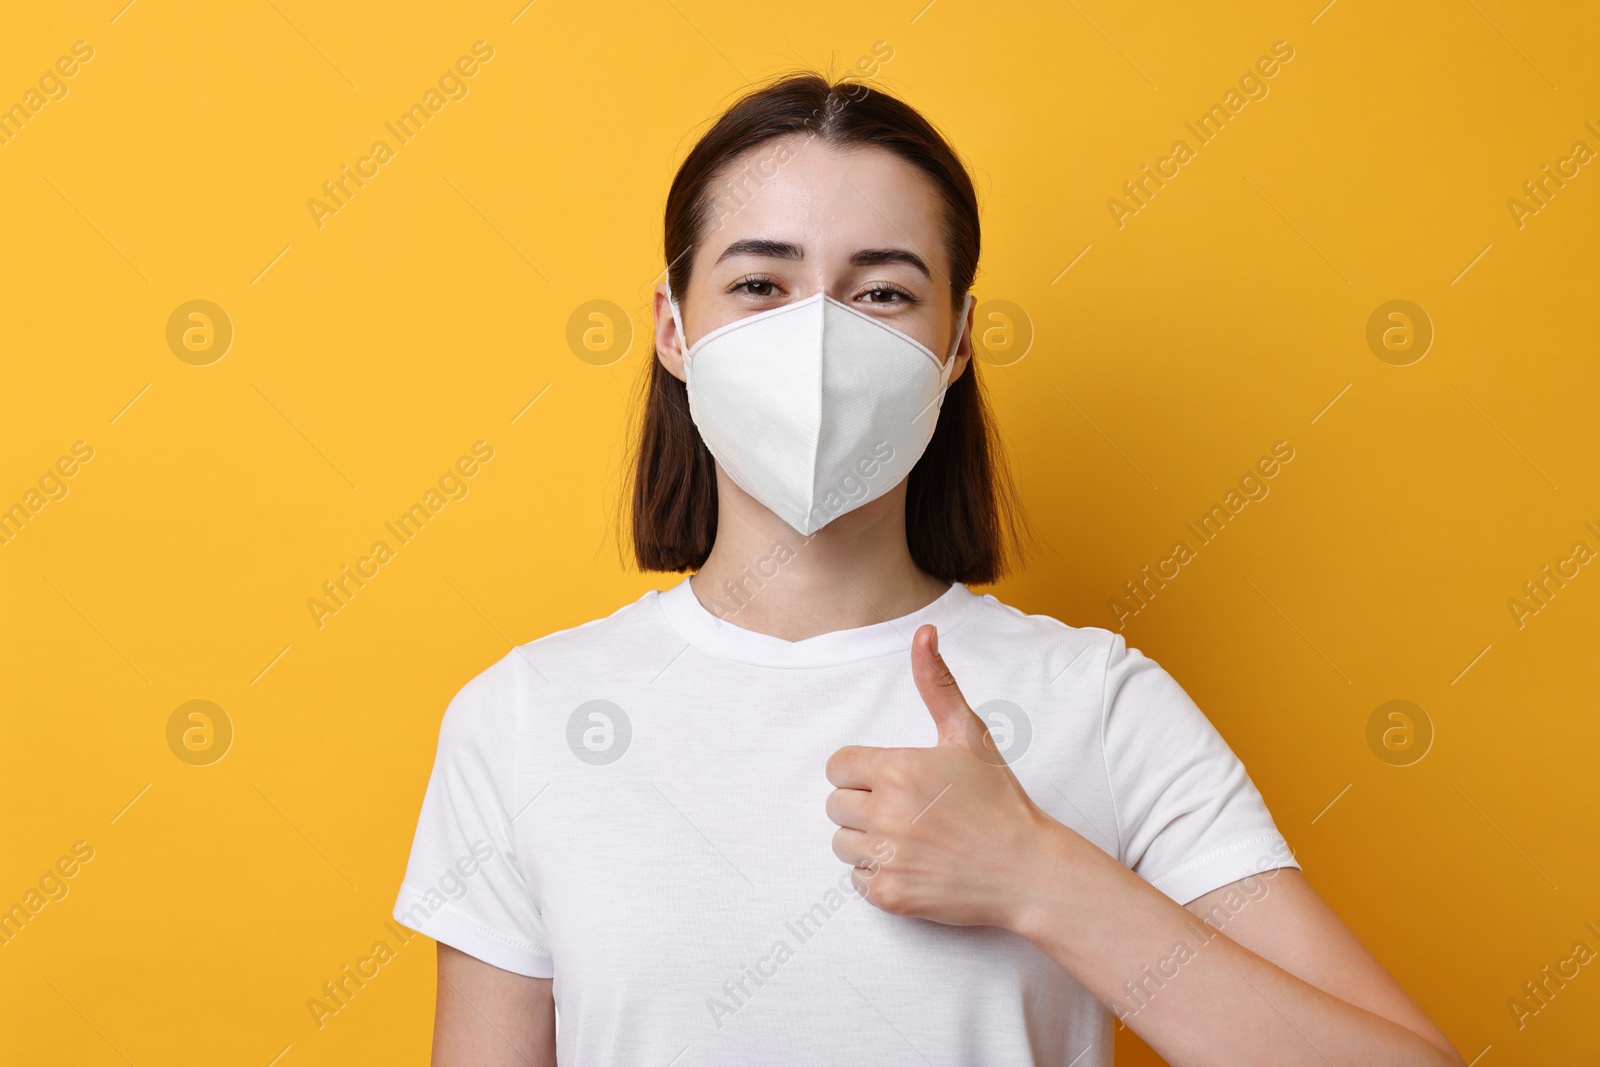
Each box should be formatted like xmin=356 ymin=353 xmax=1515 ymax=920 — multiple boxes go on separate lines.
xmin=794 ymin=234 xmax=867 ymax=302
xmin=791 ymin=262 xmax=849 ymax=304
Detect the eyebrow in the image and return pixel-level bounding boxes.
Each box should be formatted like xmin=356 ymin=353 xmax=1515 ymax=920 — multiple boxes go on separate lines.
xmin=713 ymin=238 xmax=932 ymax=280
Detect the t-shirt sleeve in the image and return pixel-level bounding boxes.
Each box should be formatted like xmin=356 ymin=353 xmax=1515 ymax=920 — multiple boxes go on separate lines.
xmin=1098 ymin=632 xmax=1300 ymax=905
xmin=392 ymin=654 xmax=553 ymax=978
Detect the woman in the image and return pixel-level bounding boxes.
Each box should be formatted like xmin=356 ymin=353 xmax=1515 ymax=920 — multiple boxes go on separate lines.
xmin=394 ymin=74 xmax=1463 ymax=1066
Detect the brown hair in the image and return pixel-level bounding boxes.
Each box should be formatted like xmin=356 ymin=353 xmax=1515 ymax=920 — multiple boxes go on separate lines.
xmin=626 ymin=72 xmax=1027 ymax=584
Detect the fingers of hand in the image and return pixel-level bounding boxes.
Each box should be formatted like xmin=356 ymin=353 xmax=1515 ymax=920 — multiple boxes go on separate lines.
xmin=911 ymin=624 xmax=991 ymax=749
xmin=825 ymin=745 xmax=883 ymax=790
xmin=824 ymin=786 xmax=871 ymax=830
xmin=910 ymin=624 xmax=965 ymax=701
xmin=830 ymin=826 xmax=875 ymax=867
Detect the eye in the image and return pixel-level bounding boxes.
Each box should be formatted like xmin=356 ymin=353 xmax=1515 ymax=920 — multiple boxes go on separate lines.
xmin=856 ymin=284 xmax=917 ymax=305
xmin=728 ymin=274 xmax=783 ymax=298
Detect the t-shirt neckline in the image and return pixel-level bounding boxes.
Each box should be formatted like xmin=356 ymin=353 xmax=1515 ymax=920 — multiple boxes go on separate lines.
xmin=655 ymin=575 xmax=979 ymax=669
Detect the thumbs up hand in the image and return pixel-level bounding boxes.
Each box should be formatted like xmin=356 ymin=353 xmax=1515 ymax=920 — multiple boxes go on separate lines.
xmin=825 ymin=623 xmax=1058 ymax=931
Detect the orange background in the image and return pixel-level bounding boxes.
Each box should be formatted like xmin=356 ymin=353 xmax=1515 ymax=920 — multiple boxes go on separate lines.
xmin=2 ymin=1 xmax=1596 ymax=1063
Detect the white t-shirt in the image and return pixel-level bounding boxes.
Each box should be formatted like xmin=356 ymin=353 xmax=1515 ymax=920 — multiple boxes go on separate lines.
xmin=393 ymin=577 xmax=1298 ymax=1065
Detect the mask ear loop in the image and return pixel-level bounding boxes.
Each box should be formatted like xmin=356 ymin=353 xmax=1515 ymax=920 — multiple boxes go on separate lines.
xmin=940 ymin=291 xmax=976 ymax=386
xmin=663 ymin=275 xmax=690 ymax=367
xmin=929 ymin=291 xmax=975 ymax=416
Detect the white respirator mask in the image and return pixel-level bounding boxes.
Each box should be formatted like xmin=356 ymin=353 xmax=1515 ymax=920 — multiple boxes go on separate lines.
xmin=664 ymin=279 xmax=975 ymax=536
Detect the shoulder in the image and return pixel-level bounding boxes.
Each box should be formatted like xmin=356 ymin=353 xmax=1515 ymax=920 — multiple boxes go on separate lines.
xmin=956 ymin=591 xmax=1194 ymax=724
xmin=437 ymin=585 xmax=671 ymax=735
xmin=954 ymin=588 xmax=1124 ymax=685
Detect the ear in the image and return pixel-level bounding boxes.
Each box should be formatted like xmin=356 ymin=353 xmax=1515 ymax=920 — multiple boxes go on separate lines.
xmin=945 ymin=294 xmax=975 ymax=387
xmin=654 ymin=284 xmax=687 ymax=383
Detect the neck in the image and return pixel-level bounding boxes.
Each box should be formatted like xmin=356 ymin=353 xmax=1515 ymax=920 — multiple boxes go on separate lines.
xmin=688 ymin=474 xmax=950 ymax=641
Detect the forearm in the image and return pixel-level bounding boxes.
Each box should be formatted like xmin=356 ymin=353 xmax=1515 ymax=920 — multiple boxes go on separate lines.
xmin=1008 ymin=819 xmax=1460 ymax=1067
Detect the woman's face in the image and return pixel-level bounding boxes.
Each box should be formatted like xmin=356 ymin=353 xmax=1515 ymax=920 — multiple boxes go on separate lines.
xmin=655 ymin=136 xmax=972 ymax=384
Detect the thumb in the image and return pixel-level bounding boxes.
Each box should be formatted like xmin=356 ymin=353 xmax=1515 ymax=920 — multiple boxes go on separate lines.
xmin=911 ymin=624 xmax=987 ymax=750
